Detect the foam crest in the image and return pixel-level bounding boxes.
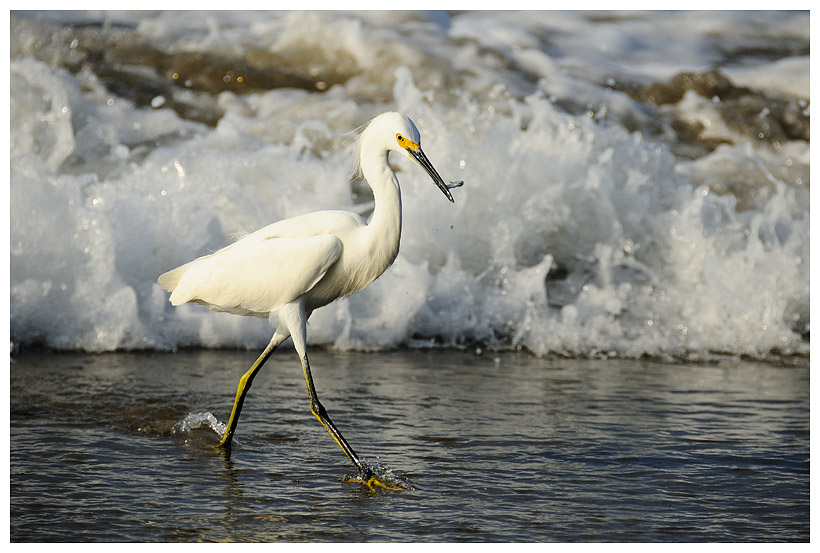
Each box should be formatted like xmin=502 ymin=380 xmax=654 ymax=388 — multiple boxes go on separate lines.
xmin=10 ymin=11 xmax=808 ymax=361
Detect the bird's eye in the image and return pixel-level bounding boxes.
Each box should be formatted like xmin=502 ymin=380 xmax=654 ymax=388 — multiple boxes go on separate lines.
xmin=396 ymin=134 xmax=405 ymax=143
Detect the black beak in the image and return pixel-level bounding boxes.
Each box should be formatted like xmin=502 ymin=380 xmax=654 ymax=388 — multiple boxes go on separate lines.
xmin=407 ymin=147 xmax=454 ymax=203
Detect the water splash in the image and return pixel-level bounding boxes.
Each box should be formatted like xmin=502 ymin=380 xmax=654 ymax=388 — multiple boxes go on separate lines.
xmin=345 ymin=458 xmax=414 ymax=492
xmin=172 ymin=412 xmax=226 ymax=438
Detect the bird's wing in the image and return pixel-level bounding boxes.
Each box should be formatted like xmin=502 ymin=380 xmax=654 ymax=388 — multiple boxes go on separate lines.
xmin=167 ymin=233 xmax=342 ymax=315
xmin=246 ymin=210 xmax=365 ymax=240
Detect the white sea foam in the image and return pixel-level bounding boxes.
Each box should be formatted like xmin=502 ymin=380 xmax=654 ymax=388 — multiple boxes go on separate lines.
xmin=9 ymin=11 xmax=809 ymax=361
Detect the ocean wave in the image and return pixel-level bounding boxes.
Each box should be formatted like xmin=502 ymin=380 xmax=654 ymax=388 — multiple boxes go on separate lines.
xmin=10 ymin=10 xmax=809 ymax=361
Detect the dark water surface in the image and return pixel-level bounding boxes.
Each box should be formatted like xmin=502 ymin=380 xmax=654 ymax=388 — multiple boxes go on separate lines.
xmin=10 ymin=350 xmax=809 ymax=542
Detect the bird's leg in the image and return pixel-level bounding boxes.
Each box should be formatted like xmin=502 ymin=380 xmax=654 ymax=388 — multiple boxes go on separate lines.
xmin=281 ymin=302 xmax=404 ymax=490
xmin=216 ymin=333 xmax=284 ymax=449
xmin=298 ymin=354 xmax=403 ymax=491
xmin=299 ymin=354 xmax=365 ymax=470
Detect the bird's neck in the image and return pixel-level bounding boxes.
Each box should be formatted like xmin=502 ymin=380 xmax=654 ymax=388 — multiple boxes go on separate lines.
xmin=362 ymin=149 xmax=402 ymax=264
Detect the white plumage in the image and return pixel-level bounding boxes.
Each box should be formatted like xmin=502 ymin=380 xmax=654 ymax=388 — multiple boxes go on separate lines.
xmin=160 ymin=215 xmax=344 ymax=316
xmin=158 ymin=112 xmax=461 ymax=490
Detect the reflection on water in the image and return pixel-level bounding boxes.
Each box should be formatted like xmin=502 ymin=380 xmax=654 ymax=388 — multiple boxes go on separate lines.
xmin=10 ymin=350 xmax=809 ymax=542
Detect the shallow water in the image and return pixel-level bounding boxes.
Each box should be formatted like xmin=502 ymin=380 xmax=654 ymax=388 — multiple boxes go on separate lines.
xmin=10 ymin=350 xmax=809 ymax=542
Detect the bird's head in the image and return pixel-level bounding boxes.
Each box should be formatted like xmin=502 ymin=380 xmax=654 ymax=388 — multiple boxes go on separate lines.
xmin=357 ymin=112 xmax=458 ymax=203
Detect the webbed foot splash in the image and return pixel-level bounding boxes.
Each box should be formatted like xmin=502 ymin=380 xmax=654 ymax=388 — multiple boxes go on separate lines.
xmin=346 ymin=463 xmax=412 ymax=492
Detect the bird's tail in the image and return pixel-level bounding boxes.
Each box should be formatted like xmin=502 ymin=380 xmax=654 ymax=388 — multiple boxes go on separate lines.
xmin=157 ymin=261 xmax=195 ymax=294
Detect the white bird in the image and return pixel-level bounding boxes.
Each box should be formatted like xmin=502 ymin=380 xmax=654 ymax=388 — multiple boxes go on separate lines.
xmin=158 ymin=112 xmax=462 ymax=490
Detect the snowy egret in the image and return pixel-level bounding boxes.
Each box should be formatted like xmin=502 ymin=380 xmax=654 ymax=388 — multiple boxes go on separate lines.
xmin=158 ymin=112 xmax=462 ymax=490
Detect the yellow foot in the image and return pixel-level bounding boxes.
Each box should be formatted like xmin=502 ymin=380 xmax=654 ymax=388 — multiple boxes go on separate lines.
xmin=345 ymin=462 xmax=412 ymax=491
xmin=346 ymin=474 xmax=409 ymax=491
